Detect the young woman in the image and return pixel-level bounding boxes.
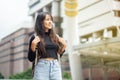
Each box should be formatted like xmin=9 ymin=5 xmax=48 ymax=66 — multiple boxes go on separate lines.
xmin=28 ymin=12 xmax=67 ymax=80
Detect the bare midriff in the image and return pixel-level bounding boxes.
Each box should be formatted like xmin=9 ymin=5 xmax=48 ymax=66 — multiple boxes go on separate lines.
xmin=41 ymin=58 xmax=55 ymax=60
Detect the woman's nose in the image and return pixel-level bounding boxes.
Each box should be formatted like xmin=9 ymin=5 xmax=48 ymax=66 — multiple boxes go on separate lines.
xmin=49 ymin=20 xmax=52 ymax=24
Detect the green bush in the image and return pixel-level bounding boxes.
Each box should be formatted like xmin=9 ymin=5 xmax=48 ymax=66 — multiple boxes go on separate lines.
xmin=9 ymin=68 xmax=72 ymax=79
xmin=63 ymin=71 xmax=71 ymax=79
xmin=0 ymin=73 xmax=4 ymax=79
xmin=9 ymin=68 xmax=32 ymax=79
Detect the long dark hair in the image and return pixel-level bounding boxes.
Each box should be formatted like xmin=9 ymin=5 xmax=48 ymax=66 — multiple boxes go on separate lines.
xmin=34 ymin=12 xmax=61 ymax=56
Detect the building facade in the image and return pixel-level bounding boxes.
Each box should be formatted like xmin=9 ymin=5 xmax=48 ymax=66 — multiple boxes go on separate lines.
xmin=0 ymin=27 xmax=34 ymax=78
xmin=69 ymin=0 xmax=120 ymax=80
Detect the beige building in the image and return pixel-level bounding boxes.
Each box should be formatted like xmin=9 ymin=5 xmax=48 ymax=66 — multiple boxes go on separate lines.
xmin=0 ymin=26 xmax=34 ymax=78
xmin=63 ymin=0 xmax=120 ymax=80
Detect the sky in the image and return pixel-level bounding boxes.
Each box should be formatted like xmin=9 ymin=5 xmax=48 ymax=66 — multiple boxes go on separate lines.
xmin=0 ymin=0 xmax=32 ymax=40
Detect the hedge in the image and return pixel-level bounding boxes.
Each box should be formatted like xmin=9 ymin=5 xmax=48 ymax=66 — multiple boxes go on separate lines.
xmin=9 ymin=68 xmax=32 ymax=79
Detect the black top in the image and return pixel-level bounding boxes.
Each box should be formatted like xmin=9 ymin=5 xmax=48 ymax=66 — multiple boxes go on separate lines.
xmin=28 ymin=32 xmax=64 ymax=62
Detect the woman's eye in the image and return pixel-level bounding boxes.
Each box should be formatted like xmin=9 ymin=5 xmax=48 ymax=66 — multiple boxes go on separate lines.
xmin=45 ymin=18 xmax=52 ymax=21
xmin=46 ymin=18 xmax=49 ymax=21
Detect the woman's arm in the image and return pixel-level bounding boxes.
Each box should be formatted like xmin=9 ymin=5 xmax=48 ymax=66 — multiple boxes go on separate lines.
xmin=28 ymin=35 xmax=40 ymax=62
xmin=56 ymin=34 xmax=67 ymax=54
xmin=28 ymin=35 xmax=36 ymax=62
xmin=31 ymin=35 xmax=40 ymax=51
xmin=58 ymin=37 xmax=67 ymax=52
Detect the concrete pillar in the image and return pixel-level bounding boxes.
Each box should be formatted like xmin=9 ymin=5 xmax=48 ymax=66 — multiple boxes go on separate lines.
xmin=43 ymin=6 xmax=49 ymax=12
xmin=103 ymin=68 xmax=108 ymax=80
xmin=65 ymin=16 xmax=83 ymax=80
xmin=112 ymin=0 xmax=120 ymax=35
xmin=64 ymin=0 xmax=83 ymax=80
xmin=88 ymin=68 xmax=92 ymax=80
xmin=51 ymin=0 xmax=63 ymax=36
xmin=51 ymin=0 xmax=60 ymax=17
xmin=68 ymin=54 xmax=83 ymax=80
xmin=10 ymin=40 xmax=14 ymax=75
xmin=113 ymin=17 xmax=120 ymax=35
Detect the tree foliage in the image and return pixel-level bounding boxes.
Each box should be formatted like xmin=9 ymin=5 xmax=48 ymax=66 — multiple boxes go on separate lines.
xmin=9 ymin=68 xmax=32 ymax=79
xmin=0 ymin=73 xmax=4 ymax=79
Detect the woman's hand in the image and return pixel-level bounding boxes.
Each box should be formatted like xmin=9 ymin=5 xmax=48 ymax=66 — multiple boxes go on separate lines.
xmin=31 ymin=36 xmax=40 ymax=52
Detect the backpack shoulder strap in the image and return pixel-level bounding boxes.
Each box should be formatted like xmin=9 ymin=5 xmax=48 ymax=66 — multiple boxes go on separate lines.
xmin=32 ymin=33 xmax=38 ymax=77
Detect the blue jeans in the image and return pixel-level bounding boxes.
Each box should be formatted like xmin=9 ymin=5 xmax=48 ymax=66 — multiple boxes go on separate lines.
xmin=33 ymin=59 xmax=62 ymax=80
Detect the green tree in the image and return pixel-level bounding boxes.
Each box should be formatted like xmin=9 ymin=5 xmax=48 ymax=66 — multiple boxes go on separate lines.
xmin=9 ymin=68 xmax=32 ymax=79
xmin=0 ymin=73 xmax=4 ymax=79
xmin=63 ymin=71 xmax=71 ymax=79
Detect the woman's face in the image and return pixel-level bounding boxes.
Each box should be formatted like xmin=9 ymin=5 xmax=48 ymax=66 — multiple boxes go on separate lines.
xmin=43 ymin=14 xmax=53 ymax=32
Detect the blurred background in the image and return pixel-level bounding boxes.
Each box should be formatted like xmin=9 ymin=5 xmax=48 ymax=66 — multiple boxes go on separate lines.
xmin=0 ymin=0 xmax=120 ymax=80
